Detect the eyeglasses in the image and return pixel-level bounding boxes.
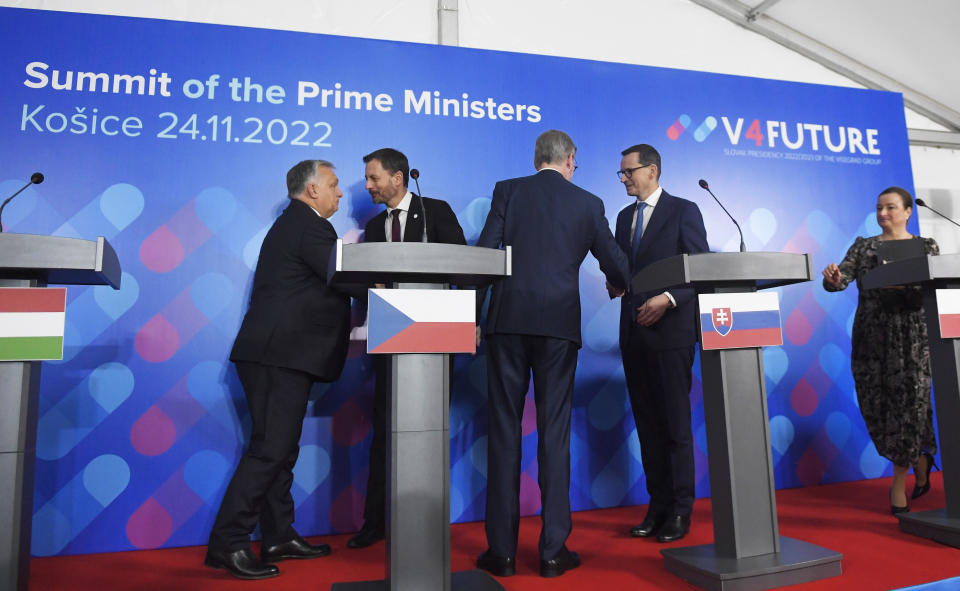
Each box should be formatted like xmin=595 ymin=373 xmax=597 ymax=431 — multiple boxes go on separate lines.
xmin=616 ymin=164 xmax=651 ymax=180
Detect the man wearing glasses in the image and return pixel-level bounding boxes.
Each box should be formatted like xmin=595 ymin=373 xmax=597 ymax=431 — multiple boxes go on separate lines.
xmin=475 ymin=130 xmax=628 ymax=578
xmin=610 ymin=144 xmax=708 ymax=543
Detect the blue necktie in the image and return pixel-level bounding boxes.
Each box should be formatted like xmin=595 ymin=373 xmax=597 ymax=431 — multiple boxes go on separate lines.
xmin=631 ymin=201 xmax=647 ymax=262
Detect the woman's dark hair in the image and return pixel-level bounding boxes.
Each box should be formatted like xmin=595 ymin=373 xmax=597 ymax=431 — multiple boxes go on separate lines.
xmin=879 ymin=186 xmax=913 ymax=210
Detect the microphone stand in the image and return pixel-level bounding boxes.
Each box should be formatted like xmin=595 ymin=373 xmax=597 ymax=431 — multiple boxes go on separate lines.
xmin=916 ymin=198 xmax=960 ymax=230
xmin=699 ymin=179 xmax=746 ymax=252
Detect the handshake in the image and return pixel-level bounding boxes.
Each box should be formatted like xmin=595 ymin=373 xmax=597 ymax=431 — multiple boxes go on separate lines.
xmin=605 ymin=281 xmax=671 ymax=327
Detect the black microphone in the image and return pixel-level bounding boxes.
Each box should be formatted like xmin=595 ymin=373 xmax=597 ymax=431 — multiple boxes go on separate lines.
xmin=915 ymin=198 xmax=960 ymax=230
xmin=410 ymin=168 xmax=428 ymax=243
xmin=0 ymin=172 xmax=43 ymax=233
xmin=699 ymin=179 xmax=745 ymax=252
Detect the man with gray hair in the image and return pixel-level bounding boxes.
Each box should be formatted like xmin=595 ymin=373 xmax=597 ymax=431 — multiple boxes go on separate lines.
xmin=205 ymin=160 xmax=351 ymax=580
xmin=476 ymin=130 xmax=629 ymax=578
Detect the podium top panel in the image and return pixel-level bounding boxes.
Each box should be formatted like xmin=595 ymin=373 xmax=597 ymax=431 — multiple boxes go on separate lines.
xmin=632 ymin=252 xmax=813 ymax=293
xmin=328 ymin=241 xmax=510 ymax=286
xmin=862 ymin=253 xmax=960 ymax=289
xmin=0 ymin=233 xmax=121 ymax=289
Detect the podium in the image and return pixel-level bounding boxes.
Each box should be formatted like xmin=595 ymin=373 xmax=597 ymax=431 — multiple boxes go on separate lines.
xmin=633 ymin=252 xmax=842 ymax=591
xmin=0 ymin=233 xmax=121 ymax=591
xmin=863 ymin=252 xmax=960 ymax=546
xmin=327 ymin=241 xmax=509 ymax=591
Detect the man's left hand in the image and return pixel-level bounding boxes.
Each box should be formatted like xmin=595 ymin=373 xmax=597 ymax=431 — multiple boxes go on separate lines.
xmin=636 ymin=294 xmax=671 ymax=326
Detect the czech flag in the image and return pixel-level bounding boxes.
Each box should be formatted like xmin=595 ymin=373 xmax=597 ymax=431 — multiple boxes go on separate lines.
xmin=368 ymin=288 xmax=476 ymax=354
xmin=698 ymin=291 xmax=782 ymax=350
xmin=936 ymin=288 xmax=960 ymax=339
xmin=0 ymin=287 xmax=66 ymax=361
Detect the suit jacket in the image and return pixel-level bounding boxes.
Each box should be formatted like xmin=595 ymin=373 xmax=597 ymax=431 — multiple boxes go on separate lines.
xmin=230 ymin=198 xmax=351 ymax=381
xmin=363 ymin=194 xmax=466 ymax=245
xmin=477 ymin=169 xmax=629 ymax=346
xmin=615 ymin=189 xmax=709 ymax=351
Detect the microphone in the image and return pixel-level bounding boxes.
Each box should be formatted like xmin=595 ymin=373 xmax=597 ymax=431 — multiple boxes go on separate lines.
xmin=0 ymin=172 xmax=44 ymax=233
xmin=410 ymin=168 xmax=428 ymax=243
xmin=915 ymin=198 xmax=960 ymax=230
xmin=699 ymin=179 xmax=745 ymax=252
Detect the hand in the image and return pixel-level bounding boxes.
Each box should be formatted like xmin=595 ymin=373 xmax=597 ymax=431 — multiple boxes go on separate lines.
xmin=822 ymin=263 xmax=842 ymax=288
xmin=606 ymin=280 xmax=625 ymax=298
xmin=636 ymin=294 xmax=670 ymax=326
xmin=475 ymin=325 xmax=482 ymax=350
xmin=374 ymin=283 xmax=386 ymax=289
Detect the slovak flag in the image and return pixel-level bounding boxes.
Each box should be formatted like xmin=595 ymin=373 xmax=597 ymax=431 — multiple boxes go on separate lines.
xmin=935 ymin=289 xmax=960 ymax=339
xmin=698 ymin=292 xmax=782 ymax=350
xmin=368 ymin=288 xmax=476 ymax=354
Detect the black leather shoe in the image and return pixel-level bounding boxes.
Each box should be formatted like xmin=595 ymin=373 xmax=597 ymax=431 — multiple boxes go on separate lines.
xmin=539 ymin=546 xmax=580 ymax=578
xmin=656 ymin=515 xmax=691 ymax=543
xmin=204 ymin=548 xmax=279 ymax=580
xmin=262 ymin=535 xmax=331 ymax=562
xmin=912 ymin=451 xmax=939 ymax=500
xmin=476 ymin=549 xmax=515 ymax=577
xmin=346 ymin=527 xmax=384 ymax=549
xmin=891 ymin=504 xmax=910 ymax=515
xmin=630 ymin=512 xmax=667 ymax=537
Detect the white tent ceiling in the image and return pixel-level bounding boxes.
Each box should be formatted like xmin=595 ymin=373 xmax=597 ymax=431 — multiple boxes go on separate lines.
xmin=690 ymin=0 xmax=960 ymax=147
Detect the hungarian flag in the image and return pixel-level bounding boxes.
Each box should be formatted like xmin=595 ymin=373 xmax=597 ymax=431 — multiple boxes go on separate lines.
xmin=0 ymin=287 xmax=66 ymax=361
xmin=936 ymin=288 xmax=960 ymax=339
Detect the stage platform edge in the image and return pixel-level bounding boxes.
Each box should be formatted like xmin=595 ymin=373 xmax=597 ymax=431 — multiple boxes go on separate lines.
xmin=331 ymin=569 xmax=504 ymax=591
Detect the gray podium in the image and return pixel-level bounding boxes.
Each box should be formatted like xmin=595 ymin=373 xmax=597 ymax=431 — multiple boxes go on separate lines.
xmin=863 ymin=252 xmax=960 ymax=546
xmin=634 ymin=252 xmax=842 ymax=591
xmin=327 ymin=241 xmax=509 ymax=591
xmin=0 ymin=232 xmax=121 ymax=591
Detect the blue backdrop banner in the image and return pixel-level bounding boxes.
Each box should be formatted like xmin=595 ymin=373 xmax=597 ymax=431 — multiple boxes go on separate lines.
xmin=0 ymin=7 xmax=915 ymax=555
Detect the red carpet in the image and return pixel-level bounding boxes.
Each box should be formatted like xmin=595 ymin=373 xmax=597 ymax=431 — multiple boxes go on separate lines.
xmin=29 ymin=473 xmax=960 ymax=590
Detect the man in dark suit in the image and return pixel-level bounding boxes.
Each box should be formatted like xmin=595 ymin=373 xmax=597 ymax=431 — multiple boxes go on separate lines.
xmin=346 ymin=148 xmax=466 ymax=549
xmin=612 ymin=144 xmax=708 ymax=543
xmin=475 ymin=130 xmax=629 ymax=578
xmin=205 ymin=160 xmax=351 ymax=580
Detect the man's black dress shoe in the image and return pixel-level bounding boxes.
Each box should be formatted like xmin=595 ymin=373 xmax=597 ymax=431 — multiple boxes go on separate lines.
xmin=261 ymin=535 xmax=331 ymax=562
xmin=346 ymin=527 xmax=385 ymax=549
xmin=539 ymin=546 xmax=580 ymax=578
xmin=630 ymin=512 xmax=667 ymax=537
xmin=656 ymin=514 xmax=690 ymax=543
xmin=204 ymin=548 xmax=280 ymax=580
xmin=476 ymin=549 xmax=515 ymax=577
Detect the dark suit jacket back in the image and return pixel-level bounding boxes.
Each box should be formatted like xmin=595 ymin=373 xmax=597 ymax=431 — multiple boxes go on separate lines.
xmin=230 ymin=199 xmax=351 ymax=381
xmin=477 ymin=169 xmax=628 ymax=346
xmin=615 ymin=190 xmax=708 ymax=351
xmin=363 ymin=194 xmax=466 ymax=245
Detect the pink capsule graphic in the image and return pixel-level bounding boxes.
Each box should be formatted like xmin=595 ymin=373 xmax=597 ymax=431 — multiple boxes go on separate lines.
xmin=667 ymin=114 xmax=692 ymax=140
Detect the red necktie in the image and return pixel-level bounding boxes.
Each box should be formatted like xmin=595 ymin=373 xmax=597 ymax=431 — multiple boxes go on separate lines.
xmin=391 ymin=209 xmax=401 ymax=242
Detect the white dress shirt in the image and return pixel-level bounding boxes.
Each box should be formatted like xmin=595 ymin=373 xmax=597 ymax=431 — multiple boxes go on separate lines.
xmin=384 ymin=191 xmax=413 ymax=242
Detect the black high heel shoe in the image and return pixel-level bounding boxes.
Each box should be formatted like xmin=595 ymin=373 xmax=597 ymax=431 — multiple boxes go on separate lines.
xmin=891 ymin=503 xmax=910 ymax=515
xmin=911 ymin=451 xmax=939 ymax=500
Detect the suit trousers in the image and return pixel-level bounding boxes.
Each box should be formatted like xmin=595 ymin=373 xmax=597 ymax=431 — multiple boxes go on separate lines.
xmin=484 ymin=333 xmax=578 ymax=560
xmin=622 ymin=340 xmax=695 ymax=517
xmin=208 ymin=361 xmax=313 ymax=551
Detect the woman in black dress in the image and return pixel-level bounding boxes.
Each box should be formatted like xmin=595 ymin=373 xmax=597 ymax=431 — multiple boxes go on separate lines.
xmin=822 ymin=186 xmax=938 ymax=514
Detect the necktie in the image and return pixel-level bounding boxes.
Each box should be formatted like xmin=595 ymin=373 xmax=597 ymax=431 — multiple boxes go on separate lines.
xmin=631 ymin=201 xmax=647 ymax=261
xmin=390 ymin=209 xmax=401 ymax=242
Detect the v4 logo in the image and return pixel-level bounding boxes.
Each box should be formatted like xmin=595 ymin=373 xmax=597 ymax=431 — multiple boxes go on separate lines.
xmin=667 ymin=114 xmax=717 ymax=142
